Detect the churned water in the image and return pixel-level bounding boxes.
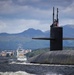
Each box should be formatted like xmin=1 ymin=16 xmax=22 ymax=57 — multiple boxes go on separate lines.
xmin=0 ymin=72 xmax=63 ymax=75
xmin=0 ymin=71 xmax=35 ymax=75
xmin=0 ymin=63 xmax=74 ymax=75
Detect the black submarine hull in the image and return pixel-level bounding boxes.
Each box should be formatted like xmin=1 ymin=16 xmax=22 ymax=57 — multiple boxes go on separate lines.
xmin=29 ymin=50 xmax=74 ymax=65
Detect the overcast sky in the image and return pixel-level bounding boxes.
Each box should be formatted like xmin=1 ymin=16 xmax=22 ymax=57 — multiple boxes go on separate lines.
xmin=0 ymin=0 xmax=74 ymax=33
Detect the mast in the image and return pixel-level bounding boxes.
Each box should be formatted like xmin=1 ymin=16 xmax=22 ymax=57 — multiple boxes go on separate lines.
xmin=56 ymin=8 xmax=59 ymax=26
xmin=53 ymin=7 xmax=55 ymax=24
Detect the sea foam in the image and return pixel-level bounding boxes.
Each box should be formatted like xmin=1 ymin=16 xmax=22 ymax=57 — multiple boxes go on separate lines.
xmin=0 ymin=71 xmax=35 ymax=75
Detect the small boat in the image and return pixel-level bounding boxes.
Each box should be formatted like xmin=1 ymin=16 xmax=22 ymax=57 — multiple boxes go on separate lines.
xmin=16 ymin=46 xmax=27 ymax=62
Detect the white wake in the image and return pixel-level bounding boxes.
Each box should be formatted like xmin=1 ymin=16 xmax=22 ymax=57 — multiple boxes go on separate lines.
xmin=0 ymin=71 xmax=35 ymax=75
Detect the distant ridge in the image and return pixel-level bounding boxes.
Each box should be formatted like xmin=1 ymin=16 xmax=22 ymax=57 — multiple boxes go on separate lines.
xmin=0 ymin=33 xmax=9 ymax=36
xmin=63 ymin=25 xmax=74 ymax=37
xmin=0 ymin=25 xmax=74 ymax=50
xmin=18 ymin=28 xmax=45 ymax=37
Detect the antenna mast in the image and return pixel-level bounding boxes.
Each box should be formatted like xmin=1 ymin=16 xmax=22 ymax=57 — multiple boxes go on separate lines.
xmin=53 ymin=7 xmax=55 ymax=24
xmin=56 ymin=8 xmax=59 ymax=26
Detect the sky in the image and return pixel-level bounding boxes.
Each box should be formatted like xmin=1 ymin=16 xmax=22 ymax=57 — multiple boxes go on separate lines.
xmin=0 ymin=0 xmax=74 ymax=33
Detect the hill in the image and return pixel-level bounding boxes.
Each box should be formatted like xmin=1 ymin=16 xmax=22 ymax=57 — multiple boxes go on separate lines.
xmin=0 ymin=25 xmax=74 ymax=50
xmin=0 ymin=28 xmax=49 ymax=50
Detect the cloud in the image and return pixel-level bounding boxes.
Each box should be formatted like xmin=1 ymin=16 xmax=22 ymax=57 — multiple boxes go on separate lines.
xmin=0 ymin=20 xmax=7 ymax=33
xmin=0 ymin=19 xmax=50 ymax=33
xmin=0 ymin=0 xmax=53 ymax=20
xmin=0 ymin=0 xmax=74 ymax=20
xmin=60 ymin=18 xmax=74 ymax=26
xmin=20 ymin=0 xmax=73 ymax=9
xmin=0 ymin=0 xmax=74 ymax=33
xmin=13 ymin=0 xmax=73 ymax=8
xmin=0 ymin=18 xmax=74 ymax=34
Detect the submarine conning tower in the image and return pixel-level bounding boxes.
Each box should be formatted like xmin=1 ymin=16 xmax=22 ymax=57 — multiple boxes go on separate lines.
xmin=50 ymin=7 xmax=63 ymax=51
xmin=32 ymin=7 xmax=74 ymax=51
xmin=32 ymin=7 xmax=63 ymax=51
xmin=50 ymin=27 xmax=63 ymax=51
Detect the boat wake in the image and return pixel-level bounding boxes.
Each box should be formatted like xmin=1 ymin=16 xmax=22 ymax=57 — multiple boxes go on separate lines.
xmin=0 ymin=71 xmax=63 ymax=75
xmin=0 ymin=71 xmax=35 ymax=75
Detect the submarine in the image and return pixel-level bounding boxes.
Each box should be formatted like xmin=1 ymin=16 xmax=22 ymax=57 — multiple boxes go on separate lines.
xmin=0 ymin=8 xmax=74 ymax=75
xmin=29 ymin=7 xmax=74 ymax=65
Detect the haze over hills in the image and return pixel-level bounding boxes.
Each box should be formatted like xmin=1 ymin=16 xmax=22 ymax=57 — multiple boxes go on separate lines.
xmin=0 ymin=25 xmax=74 ymax=50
